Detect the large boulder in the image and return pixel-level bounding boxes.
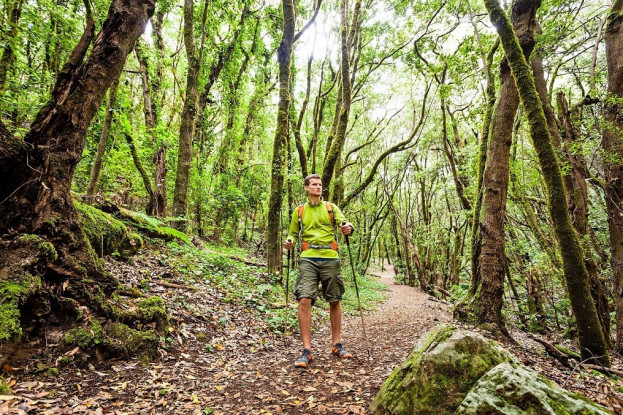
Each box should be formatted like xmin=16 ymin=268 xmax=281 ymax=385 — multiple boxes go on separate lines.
xmin=457 ymin=362 xmax=610 ymax=415
xmin=370 ymin=325 xmax=514 ymax=414
xmin=370 ymin=325 xmax=611 ymax=414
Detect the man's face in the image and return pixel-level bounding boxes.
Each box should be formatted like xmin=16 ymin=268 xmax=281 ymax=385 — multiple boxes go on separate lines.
xmin=305 ymin=178 xmax=323 ymax=196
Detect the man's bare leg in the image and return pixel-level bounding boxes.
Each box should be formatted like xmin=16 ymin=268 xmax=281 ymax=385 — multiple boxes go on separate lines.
xmin=298 ymin=298 xmax=313 ymax=350
xmin=329 ymin=301 xmax=342 ymax=346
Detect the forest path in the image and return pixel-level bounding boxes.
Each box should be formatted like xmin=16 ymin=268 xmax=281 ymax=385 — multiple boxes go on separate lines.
xmin=3 ymin=258 xmax=451 ymax=414
xmin=201 ymin=262 xmax=453 ymax=414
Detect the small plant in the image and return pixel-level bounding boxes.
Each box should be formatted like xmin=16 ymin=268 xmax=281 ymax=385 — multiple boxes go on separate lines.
xmin=0 ymin=377 xmax=11 ymax=394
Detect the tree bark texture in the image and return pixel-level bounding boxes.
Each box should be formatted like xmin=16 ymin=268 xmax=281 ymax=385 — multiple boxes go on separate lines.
xmin=484 ymin=0 xmax=609 ymax=365
xmin=124 ymin=132 xmax=155 ymax=215
xmin=458 ymin=0 xmax=536 ymax=333
xmin=0 ymin=0 xmax=156 ymax=362
xmin=266 ymin=0 xmax=295 ymax=275
xmin=468 ymin=41 xmax=499 ymax=302
xmin=603 ymin=0 xmax=623 ymax=352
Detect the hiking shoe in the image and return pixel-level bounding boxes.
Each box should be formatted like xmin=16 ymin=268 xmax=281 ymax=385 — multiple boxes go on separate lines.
xmin=331 ymin=343 xmax=352 ymax=359
xmin=295 ymin=349 xmax=313 ymax=367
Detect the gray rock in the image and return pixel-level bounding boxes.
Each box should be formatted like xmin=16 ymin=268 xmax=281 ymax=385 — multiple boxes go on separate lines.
xmin=457 ymin=362 xmax=611 ymax=415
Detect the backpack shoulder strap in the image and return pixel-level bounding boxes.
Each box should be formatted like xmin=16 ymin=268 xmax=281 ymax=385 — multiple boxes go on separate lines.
xmin=297 ymin=204 xmax=305 ymax=232
xmin=325 ymin=202 xmax=335 ymax=227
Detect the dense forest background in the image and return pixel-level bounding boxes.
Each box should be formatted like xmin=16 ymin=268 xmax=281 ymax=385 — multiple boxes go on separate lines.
xmin=2 ymin=0 xmax=623 ymax=370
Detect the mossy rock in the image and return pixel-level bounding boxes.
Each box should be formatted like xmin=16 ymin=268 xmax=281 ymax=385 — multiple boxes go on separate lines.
xmin=370 ymin=324 xmax=515 ymax=414
xmin=457 ymin=362 xmax=611 ymax=414
xmin=118 ymin=232 xmax=144 ymax=258
xmin=75 ymin=201 xmax=128 ymax=256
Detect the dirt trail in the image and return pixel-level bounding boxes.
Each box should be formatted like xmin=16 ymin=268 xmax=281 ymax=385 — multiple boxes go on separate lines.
xmin=203 ymin=263 xmax=453 ymax=414
xmin=2 ymin=260 xmax=451 ymax=414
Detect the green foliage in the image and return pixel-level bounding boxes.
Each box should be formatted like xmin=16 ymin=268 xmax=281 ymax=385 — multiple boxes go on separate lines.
xmin=0 ymin=377 xmax=11 ymax=394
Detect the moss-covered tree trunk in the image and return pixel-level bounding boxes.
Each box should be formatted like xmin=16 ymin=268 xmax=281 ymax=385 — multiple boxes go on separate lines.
xmin=321 ymin=0 xmax=359 ymax=198
xmin=266 ymin=0 xmax=296 ymax=275
xmin=553 ymin=91 xmax=611 ymax=346
xmin=466 ymin=40 xmax=498 ymax=304
xmin=456 ymin=0 xmax=537 ymax=333
xmin=0 ymin=0 xmax=158 ymax=365
xmin=603 ymin=0 xmax=623 ymax=352
xmin=85 ymin=75 xmax=120 ymax=203
xmin=484 ymin=0 xmax=609 ymax=365
xmin=171 ymin=0 xmax=201 ymax=230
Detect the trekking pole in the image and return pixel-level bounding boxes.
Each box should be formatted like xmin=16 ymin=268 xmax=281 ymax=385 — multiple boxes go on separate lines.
xmin=342 ymin=222 xmax=371 ymax=358
xmin=284 ymin=239 xmax=292 ymax=339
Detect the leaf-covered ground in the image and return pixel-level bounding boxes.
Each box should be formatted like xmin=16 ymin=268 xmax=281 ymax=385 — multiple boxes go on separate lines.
xmin=2 ymin=241 xmax=623 ymax=414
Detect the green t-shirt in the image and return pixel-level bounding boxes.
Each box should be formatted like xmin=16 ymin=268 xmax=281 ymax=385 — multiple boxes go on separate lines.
xmin=287 ymin=199 xmax=351 ymax=259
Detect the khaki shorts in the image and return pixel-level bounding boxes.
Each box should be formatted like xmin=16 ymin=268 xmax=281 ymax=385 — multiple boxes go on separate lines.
xmin=295 ymin=258 xmax=344 ymax=304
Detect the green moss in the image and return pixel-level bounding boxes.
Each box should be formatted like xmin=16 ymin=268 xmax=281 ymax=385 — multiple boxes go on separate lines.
xmin=117 ymin=232 xmax=144 ymax=258
xmin=61 ymin=319 xmax=104 ymax=350
xmin=115 ymin=208 xmax=191 ymax=245
xmin=75 ymin=201 xmax=128 ymax=256
xmin=0 ymin=273 xmax=42 ymax=341
xmin=120 ymin=296 xmax=169 ymax=330
xmin=47 ymin=368 xmax=59 ymax=377
xmin=555 ymin=345 xmax=581 ymax=360
xmin=106 ymin=323 xmax=158 ymax=361
xmin=371 ymin=325 xmax=515 ymax=414
xmin=15 ymin=234 xmax=58 ymax=262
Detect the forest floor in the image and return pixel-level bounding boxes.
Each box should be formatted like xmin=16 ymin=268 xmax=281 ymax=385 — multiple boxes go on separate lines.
xmin=2 ymin=243 xmax=623 ymax=414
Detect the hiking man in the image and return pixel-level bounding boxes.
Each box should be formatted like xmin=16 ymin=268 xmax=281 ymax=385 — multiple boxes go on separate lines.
xmin=284 ymin=174 xmax=354 ymax=367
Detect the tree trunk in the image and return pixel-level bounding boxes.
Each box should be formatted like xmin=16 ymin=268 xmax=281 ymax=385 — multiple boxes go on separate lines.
xmin=124 ymin=132 xmax=155 ymax=215
xmin=85 ymin=75 xmax=121 ymax=202
xmin=0 ymin=0 xmax=24 ymax=95
xmin=0 ymin=0 xmax=157 ymax=363
xmin=603 ymin=0 xmax=623 ymax=352
xmin=152 ymin=144 xmax=167 ymax=217
xmin=266 ymin=0 xmax=295 ymax=275
xmin=171 ymin=0 xmax=202 ymax=230
xmin=321 ymin=0 xmax=359 ymax=198
xmin=467 ymin=41 xmax=498 ymax=304
xmin=553 ymin=91 xmax=611 ymax=347
xmin=457 ymin=0 xmax=537 ymax=332
xmin=484 ymin=0 xmax=609 ymax=366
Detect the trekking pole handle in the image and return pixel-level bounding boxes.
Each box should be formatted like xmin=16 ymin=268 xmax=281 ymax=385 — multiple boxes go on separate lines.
xmin=341 ymin=222 xmax=350 ymax=246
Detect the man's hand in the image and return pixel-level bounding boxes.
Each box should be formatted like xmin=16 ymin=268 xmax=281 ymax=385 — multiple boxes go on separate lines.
xmin=340 ymin=223 xmax=352 ymax=236
xmin=284 ymin=238 xmax=293 ymax=250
